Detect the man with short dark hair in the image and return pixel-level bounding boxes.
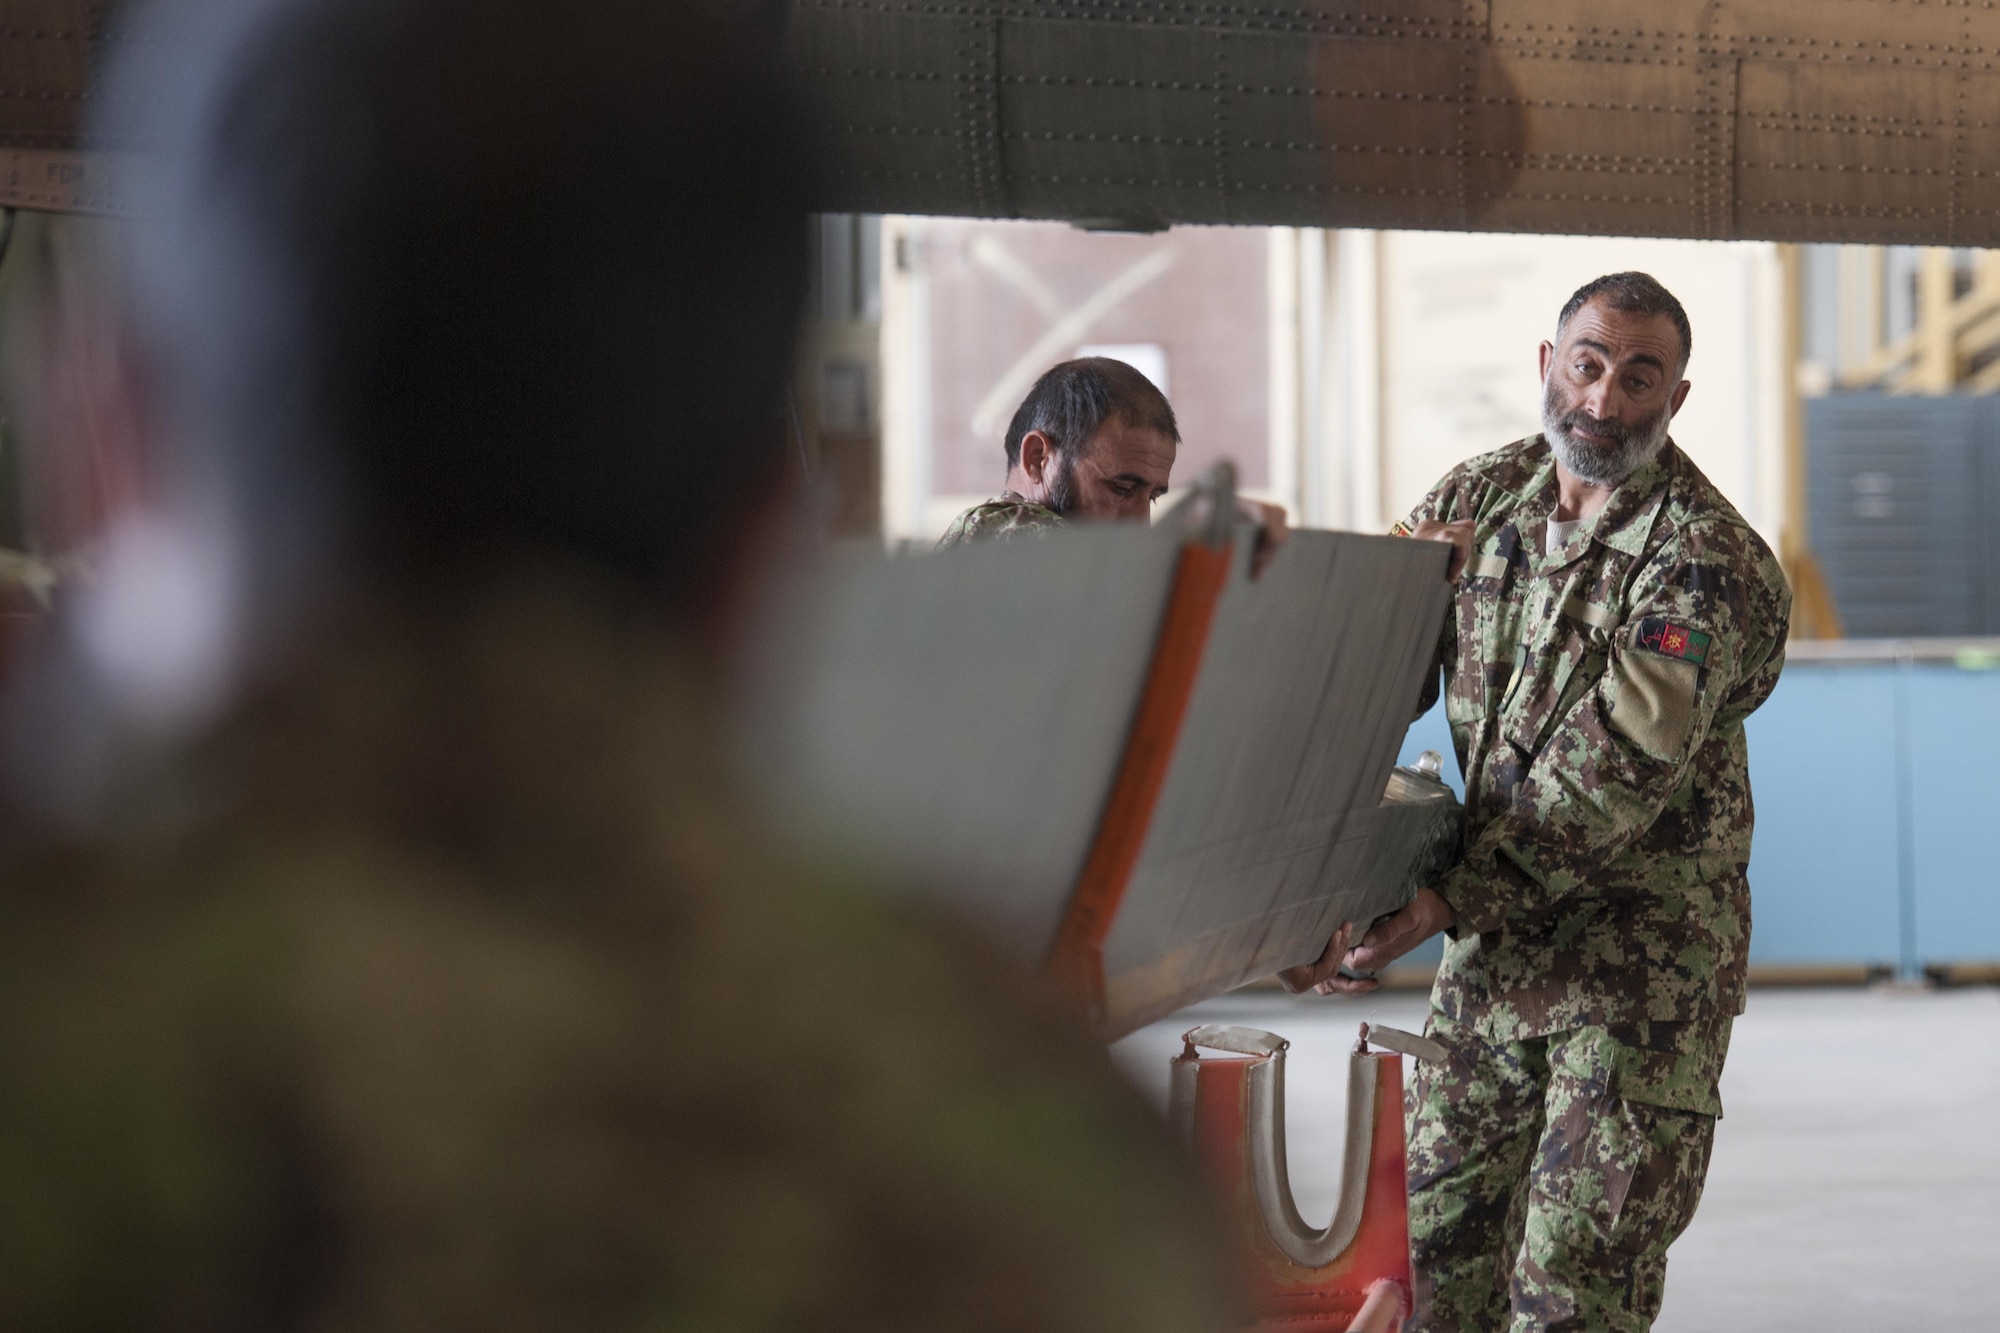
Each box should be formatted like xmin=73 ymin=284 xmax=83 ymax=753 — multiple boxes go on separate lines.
xmin=939 ymin=356 xmax=1287 ymax=563
xmin=0 ymin=2 xmax=1243 ymax=1329
xmin=1285 ymin=271 xmax=1791 ymax=1332
xmin=939 ymin=356 xmax=1181 ymax=545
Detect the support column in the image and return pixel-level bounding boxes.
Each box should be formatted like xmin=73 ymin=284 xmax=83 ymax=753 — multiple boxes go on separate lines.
xmin=1916 ymin=246 xmax=1956 ymax=393
xmin=1327 ymin=229 xmax=1386 ymax=534
xmin=1777 ymin=242 xmax=1844 ymax=640
xmin=1295 ymin=229 xmax=1330 ymax=529
xmin=1266 ymin=228 xmax=1302 ymax=521
xmin=878 ymin=215 xmax=932 ymax=543
xmin=1836 ymin=244 xmax=1883 ymax=378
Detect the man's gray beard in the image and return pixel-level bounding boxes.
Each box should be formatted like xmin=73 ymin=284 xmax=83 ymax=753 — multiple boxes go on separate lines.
xmin=1541 ymin=377 xmax=1672 ymax=487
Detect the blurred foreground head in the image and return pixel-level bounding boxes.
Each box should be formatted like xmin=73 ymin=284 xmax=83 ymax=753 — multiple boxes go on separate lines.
xmin=0 ymin=4 xmax=1242 ymax=1329
xmin=72 ymin=0 xmax=806 ymax=734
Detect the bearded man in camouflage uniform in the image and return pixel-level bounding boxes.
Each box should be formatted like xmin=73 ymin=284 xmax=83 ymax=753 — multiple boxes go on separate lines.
xmin=1284 ymin=272 xmax=1791 ymax=1332
xmin=938 ymin=356 xmax=1181 ymax=547
xmin=938 ymin=356 xmax=1289 ymax=563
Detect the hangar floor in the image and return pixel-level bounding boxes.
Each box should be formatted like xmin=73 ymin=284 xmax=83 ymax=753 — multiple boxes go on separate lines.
xmin=1112 ymin=986 xmax=2000 ymax=1332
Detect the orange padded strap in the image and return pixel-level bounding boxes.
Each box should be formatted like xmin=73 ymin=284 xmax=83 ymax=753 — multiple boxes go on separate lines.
xmin=1044 ymin=540 xmax=1233 ymax=1021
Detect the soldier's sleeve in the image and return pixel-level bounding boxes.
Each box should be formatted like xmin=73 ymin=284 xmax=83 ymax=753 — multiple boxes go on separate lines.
xmin=935 ymin=500 xmax=1063 ymax=550
xmin=1433 ymin=520 xmax=1792 ymax=934
xmin=934 ymin=505 xmax=986 ymax=550
xmin=1394 ymin=475 xmax=1459 ymax=537
xmin=1398 ymin=478 xmax=1463 ymax=719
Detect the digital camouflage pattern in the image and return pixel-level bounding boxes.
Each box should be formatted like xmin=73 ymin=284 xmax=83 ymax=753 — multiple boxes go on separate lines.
xmin=0 ymin=577 xmax=1242 ymax=1333
xmin=1407 ymin=1011 xmax=1722 ymax=1333
xmin=1408 ymin=435 xmax=1791 ymax=1036
xmin=935 ymin=490 xmax=1065 ymax=549
xmin=1400 ymin=434 xmax=1788 ymax=1330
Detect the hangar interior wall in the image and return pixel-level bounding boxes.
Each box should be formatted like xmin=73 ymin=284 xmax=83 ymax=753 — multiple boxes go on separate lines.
xmin=879 ymin=218 xmax=1790 ymax=557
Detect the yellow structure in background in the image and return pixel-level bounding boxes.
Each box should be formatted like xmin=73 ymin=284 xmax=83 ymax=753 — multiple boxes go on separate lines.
xmin=1778 ymin=246 xmax=1842 ymax=643
xmin=1832 ymin=247 xmax=2000 ymax=397
xmin=1786 ymin=241 xmax=2000 ymax=637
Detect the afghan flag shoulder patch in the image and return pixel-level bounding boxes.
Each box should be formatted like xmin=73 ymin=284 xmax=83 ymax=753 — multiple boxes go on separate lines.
xmin=1634 ymin=616 xmax=1711 ymax=664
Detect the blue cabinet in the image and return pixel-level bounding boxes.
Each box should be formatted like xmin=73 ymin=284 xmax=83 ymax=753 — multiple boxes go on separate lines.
xmin=1741 ymin=664 xmax=1905 ymax=965
xmin=1397 ymin=654 xmax=2000 ymax=970
xmin=1904 ymin=665 xmax=2000 ymax=965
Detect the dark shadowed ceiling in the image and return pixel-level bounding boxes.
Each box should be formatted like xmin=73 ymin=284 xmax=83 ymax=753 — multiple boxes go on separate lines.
xmin=3 ymin=0 xmax=1998 ymax=246
xmin=787 ymin=0 xmax=2000 ymax=244
xmin=0 ymin=1 xmax=113 ymax=213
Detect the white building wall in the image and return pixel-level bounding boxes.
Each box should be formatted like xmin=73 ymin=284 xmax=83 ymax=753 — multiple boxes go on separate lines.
xmin=882 ymin=222 xmax=1791 ymax=554
xmin=1374 ymin=232 xmax=1787 ymax=547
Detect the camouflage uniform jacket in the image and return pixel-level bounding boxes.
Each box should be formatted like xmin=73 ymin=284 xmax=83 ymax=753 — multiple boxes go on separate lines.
xmin=935 ymin=490 xmax=1064 ymax=548
xmin=0 ymin=577 xmax=1241 ymax=1331
xmin=1403 ymin=435 xmax=1791 ymax=1051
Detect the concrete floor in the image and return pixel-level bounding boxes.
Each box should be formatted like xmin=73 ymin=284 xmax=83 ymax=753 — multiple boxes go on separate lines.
xmin=1110 ymin=985 xmax=2000 ymax=1332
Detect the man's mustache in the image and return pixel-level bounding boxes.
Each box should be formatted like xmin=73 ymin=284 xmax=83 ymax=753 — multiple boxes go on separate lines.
xmin=1554 ymin=410 xmax=1634 ymax=445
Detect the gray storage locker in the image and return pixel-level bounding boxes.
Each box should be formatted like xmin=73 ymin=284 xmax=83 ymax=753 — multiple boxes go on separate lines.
xmin=1806 ymin=394 xmax=1989 ymax=637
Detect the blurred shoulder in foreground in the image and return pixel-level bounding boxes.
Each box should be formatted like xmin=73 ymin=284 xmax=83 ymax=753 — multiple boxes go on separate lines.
xmin=936 ymin=490 xmax=1066 ymax=548
xmin=1 ymin=575 xmax=1236 ymax=1330
xmin=0 ymin=0 xmax=1239 ymax=1327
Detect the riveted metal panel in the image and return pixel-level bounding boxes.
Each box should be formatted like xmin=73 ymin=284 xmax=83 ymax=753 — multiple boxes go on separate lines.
xmin=0 ymin=0 xmax=99 ymax=151
xmin=787 ymin=4 xmax=997 ymax=218
xmin=989 ymin=0 xmax=1489 ymax=42
xmin=1735 ymin=59 xmax=1977 ymax=246
xmin=784 ymin=0 xmax=2000 ymax=242
xmin=1715 ymin=0 xmax=1999 ymax=61
xmin=1468 ymin=49 xmax=1703 ymax=239
xmin=13 ymin=0 xmax=2000 ymax=236
xmin=998 ymin=22 xmax=1327 ymax=225
xmin=1307 ymin=32 xmax=1529 ymax=233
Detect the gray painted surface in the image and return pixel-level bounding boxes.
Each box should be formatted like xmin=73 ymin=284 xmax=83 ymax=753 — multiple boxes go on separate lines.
xmin=1806 ymin=393 xmax=1991 ymax=639
xmin=748 ymin=519 xmax=1452 ymax=1033
xmin=1114 ymin=987 xmax=2000 ymax=1332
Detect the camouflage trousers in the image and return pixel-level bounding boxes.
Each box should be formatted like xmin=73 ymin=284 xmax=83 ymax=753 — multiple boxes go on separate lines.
xmin=1404 ymin=1012 xmax=1727 ymax=1332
